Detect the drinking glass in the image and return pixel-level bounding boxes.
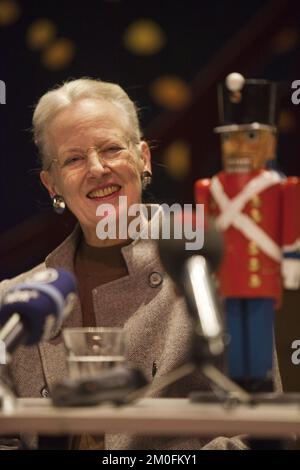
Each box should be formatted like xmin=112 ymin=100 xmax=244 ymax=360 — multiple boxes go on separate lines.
xmin=62 ymin=327 xmax=125 ymax=380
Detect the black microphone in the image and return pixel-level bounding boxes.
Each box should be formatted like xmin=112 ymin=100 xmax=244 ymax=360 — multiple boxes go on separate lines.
xmin=158 ymin=212 xmax=225 ymax=361
xmin=0 ymin=268 xmax=77 ymax=356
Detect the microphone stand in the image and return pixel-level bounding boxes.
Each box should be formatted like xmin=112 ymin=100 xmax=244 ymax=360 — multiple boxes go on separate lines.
xmin=0 ymin=365 xmax=16 ymax=412
xmin=0 ymin=314 xmax=21 ymax=411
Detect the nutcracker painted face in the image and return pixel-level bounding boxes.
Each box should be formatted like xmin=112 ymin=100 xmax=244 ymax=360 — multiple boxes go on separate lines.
xmin=220 ymin=129 xmax=276 ymax=173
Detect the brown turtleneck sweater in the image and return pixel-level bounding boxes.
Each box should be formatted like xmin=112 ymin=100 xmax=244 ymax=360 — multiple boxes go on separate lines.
xmin=74 ymin=238 xmax=131 ymax=327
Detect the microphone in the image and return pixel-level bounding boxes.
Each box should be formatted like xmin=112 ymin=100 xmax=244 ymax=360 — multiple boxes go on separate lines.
xmin=157 ymin=212 xmax=252 ymax=404
xmin=0 ymin=268 xmax=77 ymax=356
xmin=158 ymin=212 xmax=225 ymax=361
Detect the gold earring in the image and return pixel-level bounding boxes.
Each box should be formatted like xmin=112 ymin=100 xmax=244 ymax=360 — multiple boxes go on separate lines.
xmin=52 ymin=195 xmax=66 ymax=214
xmin=141 ymin=171 xmax=152 ymax=190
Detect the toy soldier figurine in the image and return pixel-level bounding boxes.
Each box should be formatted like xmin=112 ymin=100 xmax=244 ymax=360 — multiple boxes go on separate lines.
xmin=194 ymin=73 xmax=300 ymax=392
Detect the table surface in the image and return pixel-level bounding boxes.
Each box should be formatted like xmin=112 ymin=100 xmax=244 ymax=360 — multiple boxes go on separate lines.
xmin=1 ymin=397 xmax=300 ymax=436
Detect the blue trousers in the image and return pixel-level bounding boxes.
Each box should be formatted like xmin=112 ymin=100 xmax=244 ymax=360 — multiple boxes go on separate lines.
xmin=225 ymin=298 xmax=275 ymax=380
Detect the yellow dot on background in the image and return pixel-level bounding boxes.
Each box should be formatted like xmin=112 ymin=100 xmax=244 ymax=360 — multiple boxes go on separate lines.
xmin=26 ymin=19 xmax=57 ymax=50
xmin=278 ymin=110 xmax=297 ymax=133
xmin=42 ymin=38 xmax=75 ymax=70
xmin=0 ymin=0 xmax=20 ymax=26
xmin=150 ymin=76 xmax=191 ymax=110
xmin=271 ymin=28 xmax=299 ymax=54
xmin=164 ymin=141 xmax=191 ymax=180
xmin=123 ymin=19 xmax=166 ymax=55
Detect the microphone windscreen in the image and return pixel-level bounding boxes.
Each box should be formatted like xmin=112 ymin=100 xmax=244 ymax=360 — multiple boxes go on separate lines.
xmin=0 ymin=268 xmax=77 ymax=344
xmin=158 ymin=211 xmax=223 ymax=286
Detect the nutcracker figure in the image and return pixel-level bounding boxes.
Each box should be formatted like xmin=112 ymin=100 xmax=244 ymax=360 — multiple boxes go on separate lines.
xmin=194 ymin=73 xmax=300 ymax=391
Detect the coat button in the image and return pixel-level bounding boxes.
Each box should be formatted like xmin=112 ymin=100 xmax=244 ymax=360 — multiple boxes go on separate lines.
xmin=251 ymin=195 xmax=261 ymax=208
xmin=149 ymin=271 xmax=163 ymax=287
xmin=40 ymin=386 xmax=49 ymax=398
xmin=248 ymin=274 xmax=262 ymax=288
xmin=250 ymin=208 xmax=262 ymax=223
xmin=248 ymin=241 xmax=259 ymax=256
xmin=248 ymin=257 xmax=260 ymax=272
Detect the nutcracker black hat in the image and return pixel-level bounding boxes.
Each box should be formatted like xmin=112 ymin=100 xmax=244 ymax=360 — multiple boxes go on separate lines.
xmin=214 ymin=73 xmax=278 ymax=133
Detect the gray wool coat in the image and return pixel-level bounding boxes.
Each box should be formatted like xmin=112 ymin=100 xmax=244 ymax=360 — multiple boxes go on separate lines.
xmin=1 ymin=210 xmax=278 ymax=450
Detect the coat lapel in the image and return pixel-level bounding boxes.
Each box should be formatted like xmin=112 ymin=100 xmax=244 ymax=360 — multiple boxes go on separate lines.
xmin=38 ymin=225 xmax=83 ymax=389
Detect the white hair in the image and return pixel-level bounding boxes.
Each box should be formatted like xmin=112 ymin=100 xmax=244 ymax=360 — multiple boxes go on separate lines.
xmin=32 ymin=78 xmax=142 ymax=168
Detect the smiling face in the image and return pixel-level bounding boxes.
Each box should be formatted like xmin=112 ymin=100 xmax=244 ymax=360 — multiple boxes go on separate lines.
xmin=40 ymin=98 xmax=151 ymax=246
xmin=221 ymin=129 xmax=276 ymax=173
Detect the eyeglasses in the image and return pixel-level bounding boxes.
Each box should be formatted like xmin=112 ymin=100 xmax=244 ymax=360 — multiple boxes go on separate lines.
xmin=46 ymin=138 xmax=133 ymax=172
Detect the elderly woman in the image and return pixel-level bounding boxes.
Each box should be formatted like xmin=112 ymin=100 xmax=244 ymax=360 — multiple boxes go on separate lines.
xmin=0 ymin=78 xmax=252 ymax=450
